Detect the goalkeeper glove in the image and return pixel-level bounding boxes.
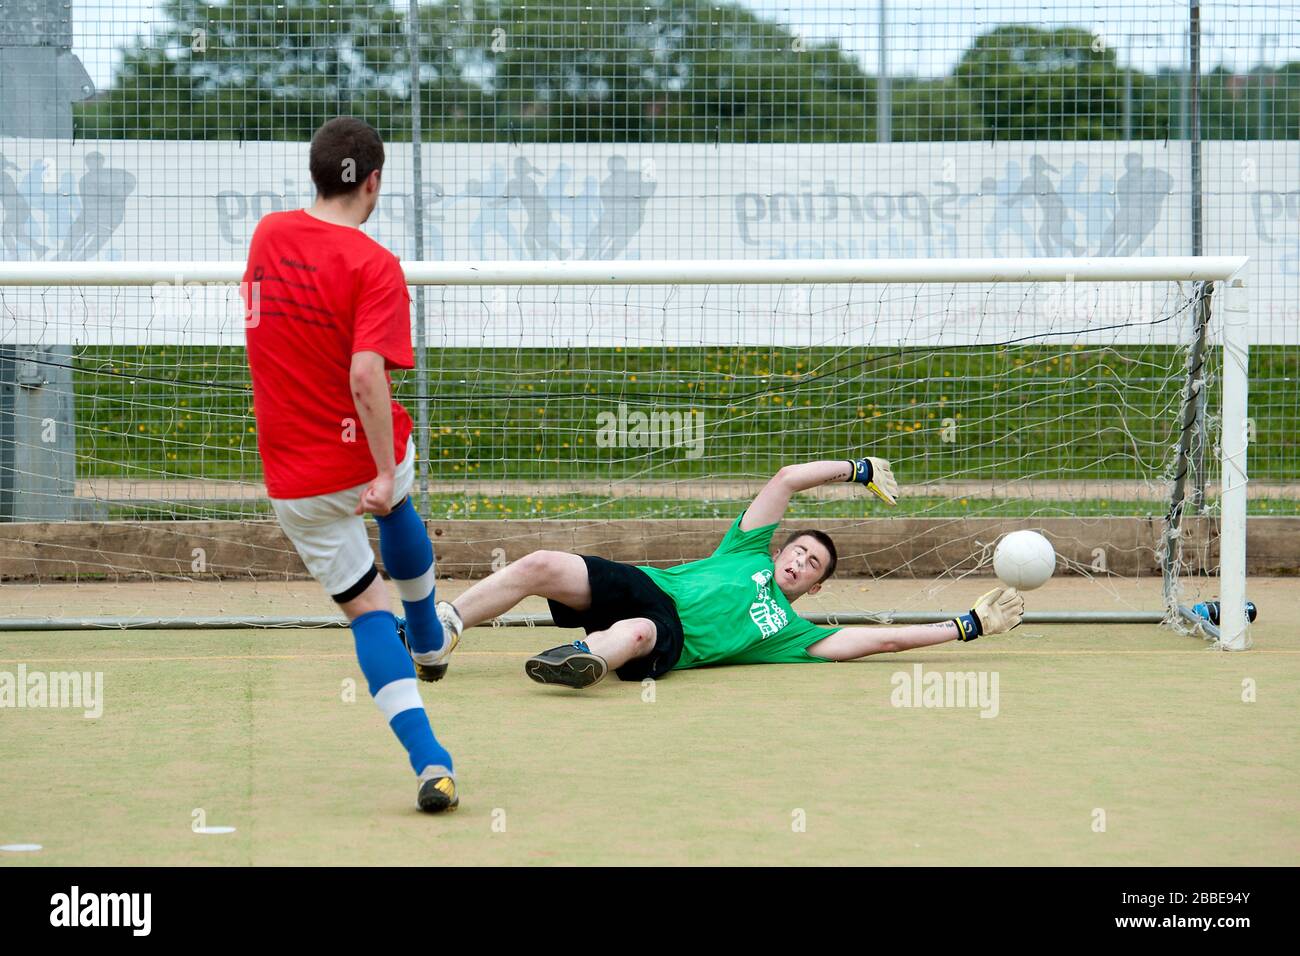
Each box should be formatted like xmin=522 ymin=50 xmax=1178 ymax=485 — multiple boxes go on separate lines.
xmin=952 ymin=587 xmax=1024 ymax=641
xmin=845 ymin=456 xmax=899 ymax=506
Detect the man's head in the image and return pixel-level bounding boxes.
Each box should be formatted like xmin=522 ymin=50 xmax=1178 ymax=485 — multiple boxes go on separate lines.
xmin=309 ymin=117 xmax=385 ymax=218
xmin=772 ymin=529 xmax=837 ymax=600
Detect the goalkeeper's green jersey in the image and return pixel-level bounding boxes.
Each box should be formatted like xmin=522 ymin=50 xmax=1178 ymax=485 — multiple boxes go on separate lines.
xmin=637 ymin=513 xmax=841 ymax=669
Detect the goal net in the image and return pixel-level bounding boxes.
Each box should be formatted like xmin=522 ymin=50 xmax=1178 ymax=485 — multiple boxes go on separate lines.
xmin=0 ymin=256 xmax=1252 ymax=649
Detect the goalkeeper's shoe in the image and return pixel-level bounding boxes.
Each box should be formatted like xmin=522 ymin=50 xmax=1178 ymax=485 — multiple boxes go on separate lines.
xmin=416 ymin=765 xmax=458 ymax=814
xmin=396 ymin=616 xmax=460 ymax=683
xmin=952 ymin=587 xmax=1024 ymax=641
xmin=436 ymin=600 xmax=464 ymax=645
xmin=524 ymin=641 xmax=608 ymax=689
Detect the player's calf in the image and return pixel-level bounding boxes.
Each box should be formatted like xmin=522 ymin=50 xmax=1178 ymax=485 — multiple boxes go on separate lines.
xmin=377 ymin=495 xmax=456 ymax=681
xmin=349 ymin=607 xmax=456 ymax=807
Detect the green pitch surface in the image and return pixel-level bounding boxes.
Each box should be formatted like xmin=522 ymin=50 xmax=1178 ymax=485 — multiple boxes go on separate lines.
xmin=2 ymin=578 xmax=1298 ymax=866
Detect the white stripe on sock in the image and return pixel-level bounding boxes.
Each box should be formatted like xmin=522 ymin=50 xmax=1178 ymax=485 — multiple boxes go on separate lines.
xmin=393 ymin=565 xmax=435 ymax=603
xmin=373 ymin=678 xmax=423 ymax=722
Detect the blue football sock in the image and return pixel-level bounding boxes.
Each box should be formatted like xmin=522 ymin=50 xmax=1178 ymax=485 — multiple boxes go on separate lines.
xmin=351 ymin=609 xmax=453 ymax=775
xmin=376 ymin=496 xmax=443 ymax=656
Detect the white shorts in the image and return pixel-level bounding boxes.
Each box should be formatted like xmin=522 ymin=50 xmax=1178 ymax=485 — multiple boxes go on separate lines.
xmin=271 ymin=438 xmax=416 ymax=598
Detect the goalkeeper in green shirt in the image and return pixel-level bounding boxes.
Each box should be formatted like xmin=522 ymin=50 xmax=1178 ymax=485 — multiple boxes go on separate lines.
xmin=426 ymin=458 xmax=1025 ymax=688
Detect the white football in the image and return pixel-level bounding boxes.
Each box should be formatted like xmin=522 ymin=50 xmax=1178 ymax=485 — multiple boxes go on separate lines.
xmin=993 ymin=530 xmax=1056 ymax=591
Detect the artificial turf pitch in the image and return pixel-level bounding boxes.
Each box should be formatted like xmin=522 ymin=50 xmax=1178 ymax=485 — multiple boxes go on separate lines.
xmin=2 ymin=577 xmax=1297 ymax=866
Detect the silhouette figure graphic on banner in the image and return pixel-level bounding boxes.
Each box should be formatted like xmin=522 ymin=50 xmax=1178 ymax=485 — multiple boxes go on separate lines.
xmin=583 ymin=156 xmax=654 ymax=259
xmin=466 ymin=165 xmax=524 ymax=259
xmin=506 ymin=157 xmax=564 ymax=259
xmin=0 ymin=154 xmax=48 ymax=258
xmin=1096 ymin=153 xmax=1174 ymax=256
xmin=60 ymin=153 xmax=136 ymax=260
xmin=974 ymin=162 xmax=1037 ymax=255
xmin=1004 ymin=155 xmax=1084 ymax=256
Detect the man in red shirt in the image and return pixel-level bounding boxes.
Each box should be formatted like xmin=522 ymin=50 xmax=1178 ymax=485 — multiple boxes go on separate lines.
xmin=243 ymin=117 xmax=458 ymax=813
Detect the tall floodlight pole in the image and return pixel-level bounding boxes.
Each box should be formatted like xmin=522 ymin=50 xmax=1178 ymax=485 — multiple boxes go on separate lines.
xmin=1257 ymin=33 xmax=1277 ymax=139
xmin=877 ymin=1 xmax=890 ymax=144
xmin=1123 ymin=35 xmax=1133 ymax=141
xmin=1179 ymin=28 xmax=1190 ymax=141
xmin=1124 ymin=33 xmax=1163 ymax=142
xmin=407 ymin=1 xmax=429 ymax=511
xmin=1257 ymin=33 xmax=1266 ymax=138
xmin=1189 ymin=1 xmax=1203 ymax=258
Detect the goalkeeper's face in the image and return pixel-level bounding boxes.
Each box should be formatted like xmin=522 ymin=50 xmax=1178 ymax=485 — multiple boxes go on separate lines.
xmin=773 ymin=535 xmax=833 ymax=600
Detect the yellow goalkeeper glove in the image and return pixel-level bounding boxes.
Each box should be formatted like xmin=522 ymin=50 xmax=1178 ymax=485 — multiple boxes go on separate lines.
xmin=845 ymin=456 xmax=899 ymax=506
xmin=952 ymin=587 xmax=1025 ymax=641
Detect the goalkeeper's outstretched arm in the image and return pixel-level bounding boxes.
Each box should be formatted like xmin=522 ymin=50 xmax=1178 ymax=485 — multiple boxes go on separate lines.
xmin=805 ymin=588 xmax=1025 ymax=661
xmin=740 ymin=456 xmax=899 ymax=532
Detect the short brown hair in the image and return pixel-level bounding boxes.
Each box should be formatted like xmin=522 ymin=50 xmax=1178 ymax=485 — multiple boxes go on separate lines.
xmin=309 ymin=117 xmax=385 ymax=199
xmin=780 ymin=529 xmax=838 ymax=583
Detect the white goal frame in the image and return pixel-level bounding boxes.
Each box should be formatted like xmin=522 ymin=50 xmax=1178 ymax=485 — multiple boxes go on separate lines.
xmin=0 ymin=255 xmax=1252 ymax=649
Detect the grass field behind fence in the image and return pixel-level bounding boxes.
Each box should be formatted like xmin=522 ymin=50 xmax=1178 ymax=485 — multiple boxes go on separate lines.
xmin=72 ymin=345 xmax=1298 ymax=518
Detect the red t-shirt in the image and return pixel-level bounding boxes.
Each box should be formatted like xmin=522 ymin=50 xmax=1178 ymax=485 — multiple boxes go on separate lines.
xmin=242 ymin=210 xmax=413 ymax=499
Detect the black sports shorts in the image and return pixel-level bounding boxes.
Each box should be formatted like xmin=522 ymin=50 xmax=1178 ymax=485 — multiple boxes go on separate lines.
xmin=546 ymin=555 xmax=685 ymax=681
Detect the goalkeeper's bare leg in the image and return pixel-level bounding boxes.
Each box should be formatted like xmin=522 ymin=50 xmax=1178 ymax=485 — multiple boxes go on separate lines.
xmin=452 ymin=550 xmax=592 ymax=627
xmin=433 ymin=549 xmax=584 ymax=646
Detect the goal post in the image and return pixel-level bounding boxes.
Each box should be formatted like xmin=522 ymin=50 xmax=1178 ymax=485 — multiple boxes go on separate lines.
xmin=0 ymin=256 xmax=1252 ymax=648
xmin=1217 ymin=276 xmax=1252 ymax=651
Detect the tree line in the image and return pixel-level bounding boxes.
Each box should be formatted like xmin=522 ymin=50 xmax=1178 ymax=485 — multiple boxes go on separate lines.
xmin=76 ymin=0 xmax=1300 ymax=142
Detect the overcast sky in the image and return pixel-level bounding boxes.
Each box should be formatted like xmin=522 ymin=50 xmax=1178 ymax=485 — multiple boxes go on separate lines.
xmin=70 ymin=0 xmax=1300 ymax=93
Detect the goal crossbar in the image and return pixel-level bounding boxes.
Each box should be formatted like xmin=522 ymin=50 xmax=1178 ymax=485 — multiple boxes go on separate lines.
xmin=0 ymin=256 xmax=1249 ymax=287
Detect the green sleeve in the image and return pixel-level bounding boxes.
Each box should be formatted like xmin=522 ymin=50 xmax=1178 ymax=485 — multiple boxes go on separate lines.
xmin=720 ymin=616 xmax=840 ymax=666
xmin=712 ymin=511 xmax=779 ymax=558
